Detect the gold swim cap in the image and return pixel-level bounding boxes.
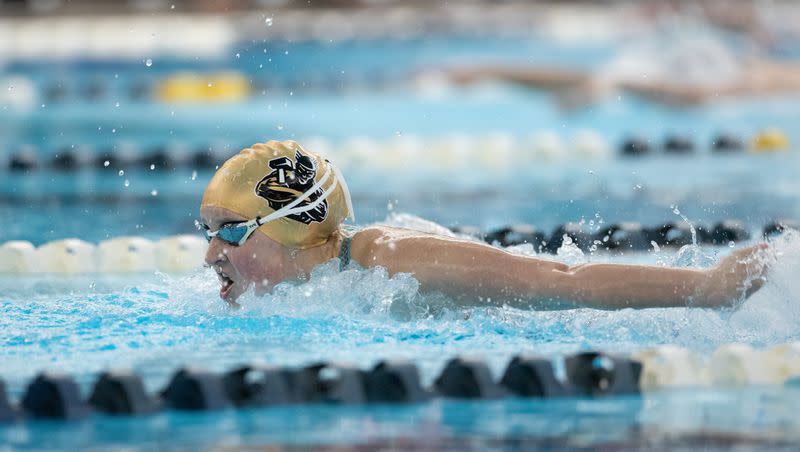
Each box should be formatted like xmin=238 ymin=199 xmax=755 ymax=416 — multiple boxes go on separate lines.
xmin=202 ymin=140 xmax=354 ymax=249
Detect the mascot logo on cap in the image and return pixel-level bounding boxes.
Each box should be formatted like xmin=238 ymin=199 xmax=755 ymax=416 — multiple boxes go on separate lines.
xmin=255 ymin=149 xmax=328 ymax=224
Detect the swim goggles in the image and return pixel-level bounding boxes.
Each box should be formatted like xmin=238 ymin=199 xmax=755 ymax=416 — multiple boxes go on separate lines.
xmin=201 ymin=163 xmax=353 ymax=247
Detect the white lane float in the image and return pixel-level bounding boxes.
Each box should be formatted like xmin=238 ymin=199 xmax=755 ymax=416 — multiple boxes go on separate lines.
xmin=528 ymin=131 xmax=565 ymax=161
xmin=762 ymin=342 xmax=800 ymax=384
xmin=155 ymin=235 xmax=208 ymax=273
xmin=36 ymin=238 xmax=96 ymax=273
xmin=382 ymin=134 xmax=425 ymax=170
xmin=474 ymin=132 xmax=516 ymax=171
xmin=97 ymin=237 xmax=156 ymax=273
xmin=573 ymin=129 xmax=610 ymax=159
xmin=337 ymin=136 xmax=379 ymax=171
xmin=708 ymin=343 xmax=772 ymax=386
xmin=633 ymin=345 xmax=707 ymax=391
xmin=0 ymin=235 xmax=207 ymax=274
xmin=0 ymin=241 xmax=37 ymax=273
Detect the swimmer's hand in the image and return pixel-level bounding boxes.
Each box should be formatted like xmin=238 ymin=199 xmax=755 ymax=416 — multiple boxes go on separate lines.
xmin=700 ymin=243 xmax=771 ymax=308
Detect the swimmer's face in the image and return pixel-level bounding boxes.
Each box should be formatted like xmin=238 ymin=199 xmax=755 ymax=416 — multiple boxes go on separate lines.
xmin=201 ymin=206 xmax=301 ymax=305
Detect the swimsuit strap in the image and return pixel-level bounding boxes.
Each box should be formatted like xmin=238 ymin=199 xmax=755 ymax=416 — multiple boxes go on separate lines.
xmin=338 ymin=235 xmax=352 ymax=271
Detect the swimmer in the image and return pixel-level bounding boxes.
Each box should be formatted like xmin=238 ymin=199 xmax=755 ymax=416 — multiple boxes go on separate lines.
xmin=200 ymin=140 xmax=771 ymax=310
xmin=439 ymin=25 xmax=800 ymax=108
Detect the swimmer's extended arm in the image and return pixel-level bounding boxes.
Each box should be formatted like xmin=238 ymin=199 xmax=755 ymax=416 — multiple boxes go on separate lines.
xmin=352 ymin=228 xmax=769 ymax=310
xmin=446 ymin=66 xmax=589 ymax=90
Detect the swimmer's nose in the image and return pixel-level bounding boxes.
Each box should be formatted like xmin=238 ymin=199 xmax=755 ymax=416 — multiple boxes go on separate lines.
xmin=204 ymin=237 xmax=228 ymax=266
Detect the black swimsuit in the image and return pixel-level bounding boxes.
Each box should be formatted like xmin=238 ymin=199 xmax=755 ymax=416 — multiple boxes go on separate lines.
xmin=338 ymin=235 xmax=352 ymax=271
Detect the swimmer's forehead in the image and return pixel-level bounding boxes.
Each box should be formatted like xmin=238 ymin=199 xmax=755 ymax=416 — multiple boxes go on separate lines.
xmin=200 ymin=206 xmax=248 ymax=229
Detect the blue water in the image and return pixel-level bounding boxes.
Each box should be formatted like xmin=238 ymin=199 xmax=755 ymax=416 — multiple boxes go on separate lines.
xmin=1 ymin=228 xmax=800 ymax=449
xmin=3 ymin=33 xmax=800 ymax=449
xmin=2 ymin=152 xmax=799 ymax=244
xmin=3 ymin=389 xmax=800 ymax=450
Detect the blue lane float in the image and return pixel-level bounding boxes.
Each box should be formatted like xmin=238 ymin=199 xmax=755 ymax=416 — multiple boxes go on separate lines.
xmin=2 ymin=345 xmax=800 ymax=423
xmin=763 ymin=220 xmax=800 ymax=238
xmin=712 ymin=133 xmax=745 ymax=153
xmin=470 ymin=218 xmax=783 ymax=255
xmin=364 ymin=361 xmax=430 ymax=403
xmin=565 ymin=352 xmax=642 ymax=396
xmin=663 ymin=135 xmax=695 ymax=154
xmin=711 ymin=220 xmax=750 ymax=245
xmin=597 ymin=222 xmax=651 ymax=251
xmin=21 ymin=372 xmax=91 ymax=420
xmin=89 ymin=370 xmax=160 ymax=415
xmin=546 ymin=222 xmax=594 ymax=253
xmin=434 ymin=357 xmax=506 ymax=399
xmin=0 ymin=379 xmax=18 ymax=422
xmin=223 ymin=365 xmax=296 ymax=407
xmin=8 ymin=146 xmax=40 ymax=172
xmin=161 ymin=368 xmax=231 ymax=411
xmin=2 ymin=128 xmax=788 ymax=173
xmin=484 ymin=224 xmax=546 ymax=249
xmin=619 ymin=136 xmax=652 ymax=157
xmin=500 ymin=355 xmax=569 ymax=398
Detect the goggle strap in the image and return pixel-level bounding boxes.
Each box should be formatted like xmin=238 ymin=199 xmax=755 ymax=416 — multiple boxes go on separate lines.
xmin=334 ymin=164 xmax=355 ymax=222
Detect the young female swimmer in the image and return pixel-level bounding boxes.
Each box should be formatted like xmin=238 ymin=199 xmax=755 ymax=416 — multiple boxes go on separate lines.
xmin=200 ymin=140 xmax=770 ymax=309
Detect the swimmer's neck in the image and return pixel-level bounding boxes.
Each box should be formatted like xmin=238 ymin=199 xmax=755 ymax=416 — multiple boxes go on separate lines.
xmin=291 ymin=234 xmax=343 ymax=278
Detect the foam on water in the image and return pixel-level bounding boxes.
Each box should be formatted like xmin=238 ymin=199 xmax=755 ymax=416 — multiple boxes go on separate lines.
xmin=1 ymin=215 xmax=798 ymax=395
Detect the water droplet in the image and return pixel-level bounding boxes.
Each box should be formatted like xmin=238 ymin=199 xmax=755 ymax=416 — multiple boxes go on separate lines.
xmin=207 ymin=82 xmax=213 ymax=87
xmin=634 ymin=184 xmax=643 ymax=190
xmin=284 ymin=50 xmax=288 ymax=55
xmin=7 ymin=85 xmax=13 ymax=92
xmin=265 ymin=16 xmax=273 ymax=26
xmin=103 ymin=160 xmax=110 ymax=167
xmin=150 ymin=164 xmax=155 ymax=170
xmin=145 ymin=58 xmax=153 ymax=67
xmin=115 ymin=101 xmax=120 ymax=107
xmin=276 ymin=124 xmax=284 ymax=131
xmin=728 ymin=241 xmax=735 ymax=248
xmin=124 ymin=179 xmax=130 ymax=187
xmin=111 ymin=128 xmax=116 ymax=133
xmin=191 ymin=170 xmax=197 ymax=180
xmin=151 ymin=189 xmax=158 ymax=196
xmin=235 ymin=53 xmax=240 ymax=59
xmin=118 ymin=170 xmax=124 ymax=176
xmin=170 ymin=4 xmax=175 ymax=9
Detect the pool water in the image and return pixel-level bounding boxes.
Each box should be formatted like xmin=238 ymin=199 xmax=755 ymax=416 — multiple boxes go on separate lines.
xmin=3 ymin=31 xmax=800 ymax=450
xmin=1 ymin=228 xmax=800 ymax=449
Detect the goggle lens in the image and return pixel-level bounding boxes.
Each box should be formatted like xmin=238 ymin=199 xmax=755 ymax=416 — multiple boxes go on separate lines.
xmin=218 ymin=224 xmax=250 ymax=245
xmin=200 ymin=221 xmax=255 ymax=247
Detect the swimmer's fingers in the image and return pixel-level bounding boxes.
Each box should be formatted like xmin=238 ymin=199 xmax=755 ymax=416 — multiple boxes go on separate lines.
xmin=730 ymin=243 xmax=773 ymax=301
xmin=706 ymin=243 xmax=772 ymax=308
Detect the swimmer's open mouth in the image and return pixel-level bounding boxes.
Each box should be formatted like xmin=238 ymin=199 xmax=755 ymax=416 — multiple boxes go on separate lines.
xmin=217 ymin=271 xmax=235 ymax=300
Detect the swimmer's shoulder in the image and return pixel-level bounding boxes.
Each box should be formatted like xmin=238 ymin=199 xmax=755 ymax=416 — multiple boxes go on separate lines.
xmin=349 ymin=226 xmax=424 ymax=254
xmin=348 ymin=226 xmax=477 ymax=269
